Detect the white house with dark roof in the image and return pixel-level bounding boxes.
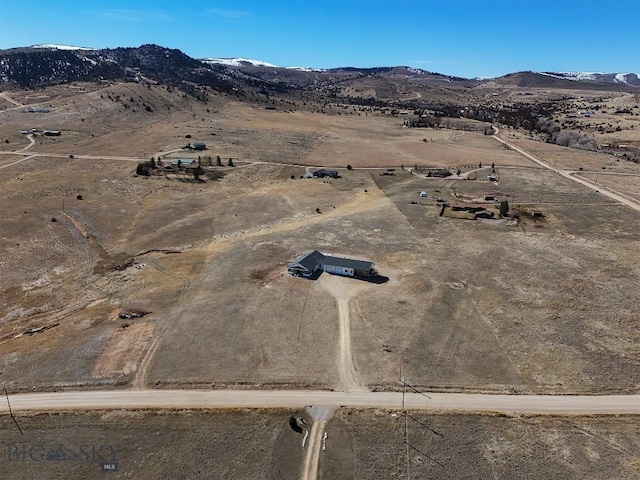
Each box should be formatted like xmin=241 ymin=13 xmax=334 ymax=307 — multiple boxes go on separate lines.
xmin=288 ymin=250 xmax=376 ymax=278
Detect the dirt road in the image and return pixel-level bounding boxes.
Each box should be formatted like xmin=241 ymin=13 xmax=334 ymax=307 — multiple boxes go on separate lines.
xmin=300 ymin=405 xmax=337 ymax=480
xmin=318 ymin=275 xmax=369 ymax=393
xmin=2 ymin=389 xmax=640 ymax=414
xmin=301 ymin=420 xmax=326 ymax=480
xmin=0 ymin=91 xmax=23 ymax=107
xmin=492 ymin=127 xmax=640 ymax=213
xmin=0 ymin=154 xmax=37 ymax=170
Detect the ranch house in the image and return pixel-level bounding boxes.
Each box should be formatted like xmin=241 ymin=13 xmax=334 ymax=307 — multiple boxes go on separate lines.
xmin=288 ymin=250 xmax=376 ymax=279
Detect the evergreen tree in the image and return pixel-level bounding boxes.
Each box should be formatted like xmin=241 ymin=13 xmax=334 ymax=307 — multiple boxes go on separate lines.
xmin=500 ymin=200 xmax=510 ymax=217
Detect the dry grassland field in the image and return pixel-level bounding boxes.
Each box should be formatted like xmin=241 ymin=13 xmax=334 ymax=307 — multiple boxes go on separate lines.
xmin=0 ymin=409 xmax=306 ymax=479
xmin=0 ymin=83 xmax=639 ymax=392
xmin=321 ymin=410 xmax=640 ymax=480
xmin=1 ymin=82 xmax=640 ymax=478
xmin=0 ymin=409 xmax=638 ymax=480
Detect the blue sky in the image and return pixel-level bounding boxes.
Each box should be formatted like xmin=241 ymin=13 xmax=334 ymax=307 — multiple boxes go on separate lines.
xmin=1 ymin=0 xmax=638 ymax=78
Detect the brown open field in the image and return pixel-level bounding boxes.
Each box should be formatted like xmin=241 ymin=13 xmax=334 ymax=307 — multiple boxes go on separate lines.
xmin=322 ymin=410 xmax=640 ymax=480
xmin=1 ymin=409 xmax=637 ymax=479
xmin=0 ymin=409 xmax=306 ymax=479
xmin=504 ymin=133 xmax=639 ymax=173
xmin=0 ymin=83 xmax=639 ymax=395
xmin=580 ymin=172 xmax=640 ymax=202
xmin=1 ymin=80 xmax=640 ymax=478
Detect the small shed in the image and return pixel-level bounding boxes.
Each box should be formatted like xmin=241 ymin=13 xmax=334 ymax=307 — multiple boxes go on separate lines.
xmin=419 ymin=191 xmax=428 ymax=198
xmin=192 ymin=142 xmax=206 ymax=150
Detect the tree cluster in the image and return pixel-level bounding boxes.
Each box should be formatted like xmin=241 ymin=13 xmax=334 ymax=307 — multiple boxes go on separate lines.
xmin=536 ymin=119 xmax=597 ymax=151
xmin=136 ymin=158 xmax=156 ymax=176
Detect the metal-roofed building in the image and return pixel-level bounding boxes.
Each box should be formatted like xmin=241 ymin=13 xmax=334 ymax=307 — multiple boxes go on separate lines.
xmin=288 ymin=250 xmax=376 ymax=279
xmin=322 ymin=255 xmax=375 ymax=278
xmin=287 ymin=250 xmax=326 ymax=277
xmin=313 ymin=169 xmax=339 ymax=179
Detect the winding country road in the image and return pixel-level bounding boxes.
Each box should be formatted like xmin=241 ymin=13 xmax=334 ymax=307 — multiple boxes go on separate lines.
xmin=492 ymin=127 xmax=640 ymax=213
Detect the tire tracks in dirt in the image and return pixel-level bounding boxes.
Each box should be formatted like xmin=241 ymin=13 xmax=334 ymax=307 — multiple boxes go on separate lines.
xmin=300 ymin=405 xmax=337 ymax=480
xmin=132 ymin=261 xmax=190 ymax=389
xmin=318 ymin=275 xmax=369 ymax=393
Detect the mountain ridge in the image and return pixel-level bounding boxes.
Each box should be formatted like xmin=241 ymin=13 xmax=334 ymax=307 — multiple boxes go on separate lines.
xmin=1 ymin=43 xmax=636 ymax=85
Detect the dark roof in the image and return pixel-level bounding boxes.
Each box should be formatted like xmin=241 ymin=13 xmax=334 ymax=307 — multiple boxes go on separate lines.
xmin=288 ymin=250 xmax=375 ymax=273
xmin=322 ymin=255 xmax=374 ymax=271
xmin=289 ymin=250 xmax=325 ymax=271
xmin=313 ymin=169 xmax=338 ymax=177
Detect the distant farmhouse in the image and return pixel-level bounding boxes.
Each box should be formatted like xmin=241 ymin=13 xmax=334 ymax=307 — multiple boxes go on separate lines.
xmin=288 ymin=250 xmax=376 ymax=279
xmin=27 ymin=106 xmax=50 ymax=113
xmin=313 ymin=169 xmax=339 ymax=179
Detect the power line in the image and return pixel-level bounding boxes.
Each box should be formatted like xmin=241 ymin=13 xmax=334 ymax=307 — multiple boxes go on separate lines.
xmin=4 ymin=388 xmax=24 ymax=435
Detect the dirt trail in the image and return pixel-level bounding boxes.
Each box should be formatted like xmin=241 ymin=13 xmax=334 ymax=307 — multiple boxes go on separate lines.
xmin=0 ymin=91 xmax=23 ymax=107
xmin=301 ymin=405 xmax=337 ymax=480
xmin=301 ymin=421 xmax=325 ymax=480
xmin=0 ymin=154 xmax=37 ymax=170
xmin=318 ymin=275 xmax=369 ymax=393
xmin=132 ymin=262 xmax=190 ymax=389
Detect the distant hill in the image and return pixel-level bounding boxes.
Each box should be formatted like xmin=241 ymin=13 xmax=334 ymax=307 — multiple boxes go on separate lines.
xmin=541 ymin=71 xmax=640 ymax=87
xmin=0 ymin=44 xmax=636 ymax=103
xmin=491 ymin=71 xmax=637 ymax=90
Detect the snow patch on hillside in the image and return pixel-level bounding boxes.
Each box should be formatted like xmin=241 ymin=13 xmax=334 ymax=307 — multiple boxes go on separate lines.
xmin=614 ymin=73 xmax=631 ymax=84
xmin=539 ymin=71 xmax=605 ymax=81
xmin=284 ymin=66 xmax=325 ymax=72
xmin=30 ymin=44 xmax=95 ymax=51
xmin=201 ymin=57 xmax=277 ymax=67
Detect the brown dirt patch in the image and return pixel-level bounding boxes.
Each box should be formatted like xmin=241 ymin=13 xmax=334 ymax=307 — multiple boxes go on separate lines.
xmin=92 ymin=322 xmax=155 ymax=378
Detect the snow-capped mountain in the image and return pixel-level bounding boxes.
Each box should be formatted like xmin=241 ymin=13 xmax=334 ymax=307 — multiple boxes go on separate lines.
xmin=200 ymin=57 xmax=277 ymax=68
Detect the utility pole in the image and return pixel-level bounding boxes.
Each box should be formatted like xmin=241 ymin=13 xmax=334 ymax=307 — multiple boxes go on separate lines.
xmin=404 ymin=377 xmax=410 ymax=480
xmin=400 ymin=355 xmax=410 ymax=480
